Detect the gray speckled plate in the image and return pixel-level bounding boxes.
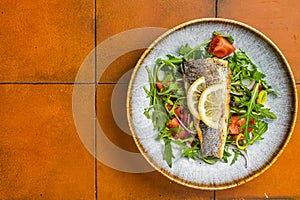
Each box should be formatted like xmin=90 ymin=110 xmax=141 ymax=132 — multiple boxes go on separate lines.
xmin=127 ymin=18 xmax=297 ymax=190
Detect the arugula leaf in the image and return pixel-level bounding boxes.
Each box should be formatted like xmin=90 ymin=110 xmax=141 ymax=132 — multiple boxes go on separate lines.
xmin=143 ymin=107 xmax=151 ymax=119
xmin=259 ymin=108 xmax=277 ymax=119
xmin=179 ymin=40 xmax=211 ymax=61
xmin=239 ymin=81 xmax=261 ymax=142
xmin=156 ymin=55 xmax=183 ymax=65
xmin=179 ymin=44 xmax=192 ymax=55
xmin=249 ymin=120 xmax=268 ymax=145
xmin=252 ymin=70 xmax=266 ymax=81
xmin=151 ymin=104 xmax=168 ymax=131
xmin=181 ymin=145 xmax=201 ymax=160
xmin=163 ymin=139 xmax=173 ymax=167
xmin=231 ymin=149 xmax=241 ymax=165
xmin=156 ymin=55 xmax=182 ymax=73
xmin=222 ymin=146 xmax=232 ymax=163
xmin=144 ymin=65 xmax=157 ymax=105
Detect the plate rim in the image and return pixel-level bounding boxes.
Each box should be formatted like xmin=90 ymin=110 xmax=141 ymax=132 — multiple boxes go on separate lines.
xmin=126 ymin=17 xmax=298 ymax=190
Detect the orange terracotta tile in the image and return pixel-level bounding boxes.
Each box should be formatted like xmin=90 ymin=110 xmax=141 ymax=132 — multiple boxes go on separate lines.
xmin=97 ymin=0 xmax=215 ymax=42
xmin=97 ymin=166 xmax=213 ymax=200
xmin=98 ymin=49 xmax=146 ymax=84
xmin=218 ymin=0 xmax=300 ymax=83
xmin=0 ymin=0 xmax=94 ymax=82
xmin=216 ymin=85 xmax=300 ymax=198
xmin=0 ymin=84 xmax=95 ymax=199
xmin=96 ymin=84 xmax=213 ymax=199
xmin=96 ymin=0 xmax=215 ymax=83
xmin=96 ymin=84 xmax=138 ymax=152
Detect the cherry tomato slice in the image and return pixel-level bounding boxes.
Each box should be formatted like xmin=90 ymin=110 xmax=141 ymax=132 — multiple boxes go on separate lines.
xmin=229 ymin=115 xmax=255 ymax=135
xmin=156 ymin=82 xmax=164 ymax=91
xmin=172 ymin=130 xmax=188 ymax=139
xmin=208 ymin=35 xmax=235 ymax=58
xmin=167 ymin=118 xmax=179 ymax=128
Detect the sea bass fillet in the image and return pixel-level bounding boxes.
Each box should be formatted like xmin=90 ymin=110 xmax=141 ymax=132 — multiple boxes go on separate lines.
xmin=183 ymin=57 xmax=231 ymax=158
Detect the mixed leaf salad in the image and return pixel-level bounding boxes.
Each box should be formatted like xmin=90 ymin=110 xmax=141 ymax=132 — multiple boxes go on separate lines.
xmin=143 ymin=31 xmax=277 ymax=167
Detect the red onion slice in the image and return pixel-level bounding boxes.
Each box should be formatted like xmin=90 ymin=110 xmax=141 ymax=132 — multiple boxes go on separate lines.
xmin=175 ymin=116 xmax=197 ymax=135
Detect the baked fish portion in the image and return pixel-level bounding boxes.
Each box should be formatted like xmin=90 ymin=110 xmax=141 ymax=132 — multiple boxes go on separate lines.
xmin=183 ymin=57 xmax=231 ymax=158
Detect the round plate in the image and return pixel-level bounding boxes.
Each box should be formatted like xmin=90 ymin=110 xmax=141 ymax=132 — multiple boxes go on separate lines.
xmin=127 ymin=18 xmax=297 ymax=190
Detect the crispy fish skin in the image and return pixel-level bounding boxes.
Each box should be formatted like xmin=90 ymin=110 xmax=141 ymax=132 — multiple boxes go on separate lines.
xmin=183 ymin=58 xmax=231 ymax=158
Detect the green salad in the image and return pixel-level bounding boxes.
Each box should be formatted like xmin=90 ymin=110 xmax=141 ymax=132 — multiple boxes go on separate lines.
xmin=143 ymin=32 xmax=277 ymax=167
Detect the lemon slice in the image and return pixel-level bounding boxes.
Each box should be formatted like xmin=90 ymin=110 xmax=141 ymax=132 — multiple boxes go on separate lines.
xmin=186 ymin=77 xmax=206 ymax=119
xmin=198 ymin=83 xmax=226 ymax=129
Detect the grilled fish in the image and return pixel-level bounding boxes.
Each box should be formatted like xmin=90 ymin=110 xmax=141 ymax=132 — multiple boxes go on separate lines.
xmin=183 ymin=57 xmax=231 ymax=158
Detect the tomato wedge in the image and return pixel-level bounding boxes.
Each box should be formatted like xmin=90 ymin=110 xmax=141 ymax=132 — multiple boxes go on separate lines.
xmin=229 ymin=115 xmax=255 ymax=135
xmin=167 ymin=117 xmax=179 ymax=128
xmin=172 ymin=130 xmax=188 ymax=139
xmin=174 ymin=107 xmax=183 ymax=118
xmin=208 ymin=35 xmax=235 ymax=58
xmin=156 ymin=82 xmax=164 ymax=91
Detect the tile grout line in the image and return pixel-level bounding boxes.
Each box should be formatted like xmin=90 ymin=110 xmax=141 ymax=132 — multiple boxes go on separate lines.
xmin=94 ymin=0 xmax=98 ymax=199
xmin=0 ymin=82 xmax=94 ymax=85
xmin=0 ymin=82 xmax=299 ymax=85
xmin=0 ymin=82 xmax=128 ymax=85
xmin=215 ymin=0 xmax=218 ymax=18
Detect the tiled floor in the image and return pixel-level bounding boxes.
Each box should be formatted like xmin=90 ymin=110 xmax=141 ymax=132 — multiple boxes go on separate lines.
xmin=1 ymin=0 xmax=300 ymax=199
xmin=0 ymin=85 xmax=95 ymax=199
xmin=0 ymin=0 xmax=94 ymax=83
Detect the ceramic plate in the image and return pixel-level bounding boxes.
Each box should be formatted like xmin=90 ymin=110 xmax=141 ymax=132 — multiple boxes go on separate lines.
xmin=127 ymin=18 xmax=297 ymax=190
